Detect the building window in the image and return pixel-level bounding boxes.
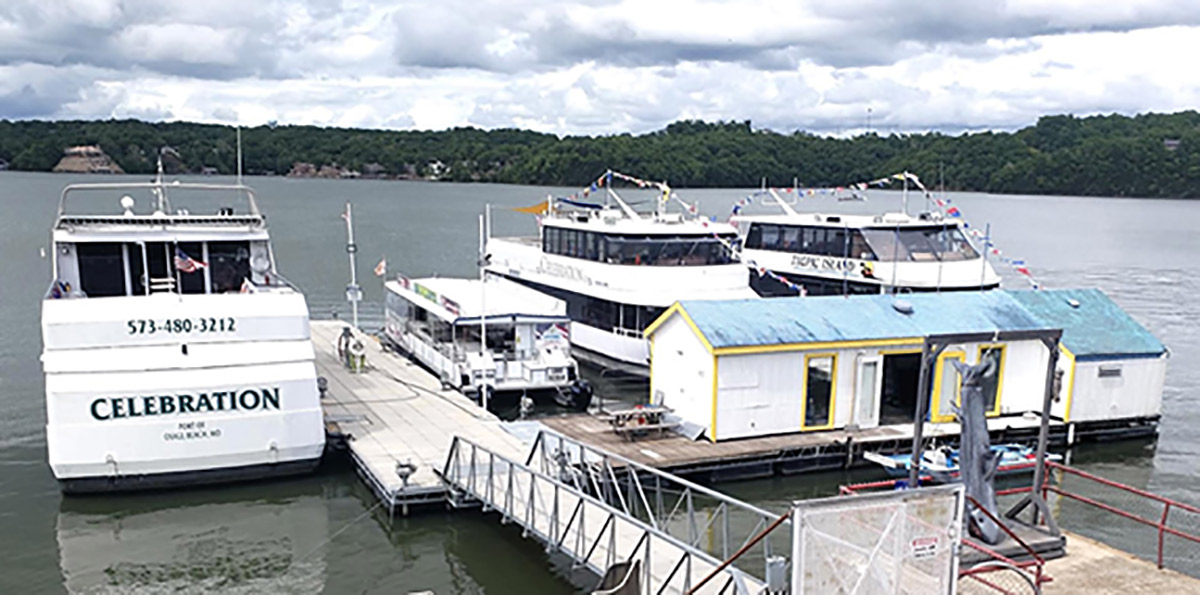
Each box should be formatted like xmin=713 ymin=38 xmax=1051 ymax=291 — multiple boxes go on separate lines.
xmin=803 ymin=354 xmax=837 ymax=429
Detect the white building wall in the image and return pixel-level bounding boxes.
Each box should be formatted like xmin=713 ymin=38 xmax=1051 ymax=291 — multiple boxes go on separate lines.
xmin=715 ymin=351 xmax=803 ymax=440
xmin=649 ymin=315 xmax=713 ymax=433
xmin=984 ymin=340 xmax=1051 ymax=415
xmin=1070 ymin=357 xmax=1167 ymax=422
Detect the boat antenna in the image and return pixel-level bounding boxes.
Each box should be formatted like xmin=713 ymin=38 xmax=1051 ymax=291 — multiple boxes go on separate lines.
xmin=901 ymin=170 xmax=910 ymax=216
xmin=153 ymin=154 xmax=168 ymax=213
xmin=343 ymin=202 xmax=361 ymax=329
xmin=236 ymin=125 xmax=243 ymax=186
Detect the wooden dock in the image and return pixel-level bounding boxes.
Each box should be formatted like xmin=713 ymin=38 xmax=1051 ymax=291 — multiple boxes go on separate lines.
xmin=540 ymin=412 xmax=1063 ymax=480
xmin=311 ymin=321 xmax=526 ymax=513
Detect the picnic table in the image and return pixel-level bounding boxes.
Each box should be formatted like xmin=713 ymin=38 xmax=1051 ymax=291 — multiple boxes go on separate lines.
xmin=605 ymin=405 xmax=679 ymax=441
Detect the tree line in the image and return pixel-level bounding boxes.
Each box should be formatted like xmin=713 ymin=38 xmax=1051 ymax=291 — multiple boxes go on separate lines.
xmin=2 ymin=111 xmax=1200 ymax=198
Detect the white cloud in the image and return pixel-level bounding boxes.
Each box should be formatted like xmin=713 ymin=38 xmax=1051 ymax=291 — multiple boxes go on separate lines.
xmin=2 ymin=1 xmax=1200 ymax=134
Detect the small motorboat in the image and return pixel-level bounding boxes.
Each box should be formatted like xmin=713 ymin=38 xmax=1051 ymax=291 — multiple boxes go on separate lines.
xmin=864 ymin=443 xmax=1063 ymax=483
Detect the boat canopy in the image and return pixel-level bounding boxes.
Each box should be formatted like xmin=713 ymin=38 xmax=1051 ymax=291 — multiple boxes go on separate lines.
xmin=385 ymin=275 xmax=568 ymax=325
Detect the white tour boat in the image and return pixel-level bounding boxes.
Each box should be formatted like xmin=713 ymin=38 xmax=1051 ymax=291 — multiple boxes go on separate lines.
xmin=40 ymin=172 xmax=324 ymax=492
xmin=733 ymin=188 xmax=1002 ymax=296
xmin=383 ymin=273 xmax=592 ymax=410
xmin=485 ymin=172 xmax=758 ymax=374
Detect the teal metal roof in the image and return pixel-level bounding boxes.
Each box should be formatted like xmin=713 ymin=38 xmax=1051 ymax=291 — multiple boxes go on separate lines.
xmin=670 ymin=291 xmax=1051 ymax=350
xmin=1006 ymin=289 xmax=1165 ymax=360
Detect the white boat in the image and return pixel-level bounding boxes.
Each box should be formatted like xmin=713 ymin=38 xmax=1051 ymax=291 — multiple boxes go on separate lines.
xmin=40 ymin=171 xmax=324 ymax=492
xmin=733 ymin=188 xmax=1002 ymax=296
xmin=485 ymin=172 xmax=758 ymax=375
xmin=383 ymin=273 xmax=593 ymax=410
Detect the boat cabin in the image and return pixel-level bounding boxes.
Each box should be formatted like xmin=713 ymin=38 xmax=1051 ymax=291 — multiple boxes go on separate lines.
xmin=383 ymin=274 xmax=586 ymax=403
xmin=734 ymin=212 xmax=1002 ymax=296
xmin=48 ymin=184 xmax=289 ymax=300
xmin=645 ymin=291 xmax=1071 ymax=442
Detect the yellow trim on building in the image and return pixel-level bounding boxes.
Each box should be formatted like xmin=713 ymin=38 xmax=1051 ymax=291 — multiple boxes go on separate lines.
xmin=709 ymin=354 xmax=719 ymax=442
xmin=648 ymin=334 xmax=656 ymax=405
xmin=642 ymin=302 xmax=681 ymax=337
xmin=1061 ymin=344 xmax=1077 ymax=423
xmin=800 ymin=352 xmax=838 ymax=431
xmin=930 ymin=351 xmax=965 ymax=423
xmin=714 ymin=337 xmax=920 ymax=357
xmin=977 ymin=344 xmax=1007 ymax=417
xmin=644 ymin=303 xmax=716 ymax=354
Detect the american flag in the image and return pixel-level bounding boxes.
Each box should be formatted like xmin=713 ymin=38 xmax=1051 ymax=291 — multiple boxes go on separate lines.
xmin=174 ymin=247 xmax=207 ymax=273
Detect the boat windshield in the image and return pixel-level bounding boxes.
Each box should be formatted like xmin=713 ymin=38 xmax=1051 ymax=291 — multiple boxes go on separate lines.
xmin=860 ymin=226 xmax=979 ymax=262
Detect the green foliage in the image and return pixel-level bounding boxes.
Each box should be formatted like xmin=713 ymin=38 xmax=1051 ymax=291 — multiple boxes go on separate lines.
xmin=2 ymin=111 xmax=1200 ymax=197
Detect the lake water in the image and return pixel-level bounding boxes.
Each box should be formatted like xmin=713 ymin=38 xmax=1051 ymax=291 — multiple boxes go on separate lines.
xmin=1 ymin=172 xmax=1196 ymax=593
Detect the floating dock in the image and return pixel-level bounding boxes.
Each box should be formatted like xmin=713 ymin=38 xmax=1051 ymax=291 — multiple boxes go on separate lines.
xmin=312 ymin=321 xmax=526 ymax=513
xmin=539 ymin=411 xmax=1065 ymax=481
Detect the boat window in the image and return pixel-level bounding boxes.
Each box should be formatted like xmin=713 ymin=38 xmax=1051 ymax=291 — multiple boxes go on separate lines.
xmin=76 ymin=242 xmax=127 ymax=298
xmin=848 ymin=230 xmax=877 ymax=261
xmin=145 ymin=242 xmax=173 ymax=293
xmin=828 ymin=229 xmax=846 ymax=257
xmin=176 ymin=241 xmax=207 ymax=294
xmin=542 ymin=227 xmax=556 ymax=253
xmin=745 ymin=223 xmax=763 ymax=249
xmin=208 ymin=241 xmax=251 ymax=293
xmin=923 ymin=226 xmax=979 ymax=261
xmin=128 ymin=243 xmax=146 ymax=295
xmin=861 ymin=226 xmax=977 ymax=262
xmin=781 ymin=226 xmax=800 ymax=252
xmin=861 ymin=229 xmax=912 ymax=261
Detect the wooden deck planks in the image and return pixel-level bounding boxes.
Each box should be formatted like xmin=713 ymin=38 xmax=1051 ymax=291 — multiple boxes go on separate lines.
xmin=539 ymin=412 xmax=1060 ymax=472
xmin=311 ymin=321 xmax=526 ymax=507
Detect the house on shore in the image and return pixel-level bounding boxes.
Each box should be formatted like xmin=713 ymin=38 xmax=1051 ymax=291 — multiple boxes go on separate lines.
xmin=52 ymin=145 xmax=124 ymax=174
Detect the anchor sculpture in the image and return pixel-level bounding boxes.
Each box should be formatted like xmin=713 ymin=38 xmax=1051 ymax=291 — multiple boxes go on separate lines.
xmin=950 ymin=357 xmax=1004 ymax=545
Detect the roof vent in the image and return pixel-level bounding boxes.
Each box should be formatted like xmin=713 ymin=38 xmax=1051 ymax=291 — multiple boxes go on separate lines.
xmin=1067 ymin=298 xmax=1081 ymax=309
xmin=892 ymin=299 xmax=914 ymax=315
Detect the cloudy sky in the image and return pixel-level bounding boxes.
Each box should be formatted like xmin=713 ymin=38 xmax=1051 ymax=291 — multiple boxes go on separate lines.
xmin=2 ymin=0 xmax=1198 ymax=135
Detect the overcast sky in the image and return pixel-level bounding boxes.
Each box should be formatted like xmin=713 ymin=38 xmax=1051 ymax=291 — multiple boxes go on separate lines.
xmin=2 ymin=0 xmax=1198 ymax=136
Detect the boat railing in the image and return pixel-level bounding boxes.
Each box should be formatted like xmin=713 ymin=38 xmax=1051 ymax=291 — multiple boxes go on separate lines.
xmin=57 ymin=181 xmax=261 ymax=217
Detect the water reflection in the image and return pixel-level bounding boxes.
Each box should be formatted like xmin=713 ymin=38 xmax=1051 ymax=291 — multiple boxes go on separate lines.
xmin=56 ymin=481 xmax=328 ymax=594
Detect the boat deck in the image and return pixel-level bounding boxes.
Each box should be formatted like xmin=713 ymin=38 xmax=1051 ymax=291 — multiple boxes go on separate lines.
xmin=539 ymin=412 xmax=1064 ymax=480
xmin=312 ymin=320 xmax=526 ymax=513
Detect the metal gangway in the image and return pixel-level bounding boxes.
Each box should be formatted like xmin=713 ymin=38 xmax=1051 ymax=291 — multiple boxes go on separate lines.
xmin=441 ymin=430 xmax=791 ymax=594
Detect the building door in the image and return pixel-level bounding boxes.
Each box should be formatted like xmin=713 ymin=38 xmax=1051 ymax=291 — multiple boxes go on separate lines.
xmin=853 ymin=356 xmax=882 ymax=428
xmin=879 ymin=352 xmax=922 ymax=425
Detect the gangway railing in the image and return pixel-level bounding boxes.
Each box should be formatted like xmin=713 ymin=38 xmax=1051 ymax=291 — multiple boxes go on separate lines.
xmin=441 ymin=435 xmax=761 ymax=594
xmin=525 ymin=430 xmax=790 ymax=586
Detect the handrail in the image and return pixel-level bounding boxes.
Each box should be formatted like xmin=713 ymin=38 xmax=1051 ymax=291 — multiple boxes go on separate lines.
xmin=440 ymin=435 xmax=757 ymax=594
xmin=1040 ymin=461 xmax=1200 ymax=571
xmin=58 ymin=181 xmax=261 ymax=217
xmin=527 ymin=429 xmax=781 ymax=522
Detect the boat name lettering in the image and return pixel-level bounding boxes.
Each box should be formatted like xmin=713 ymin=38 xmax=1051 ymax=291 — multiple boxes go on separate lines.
xmin=790 ymin=255 xmax=855 ymax=272
xmin=127 ymin=317 xmax=237 ymax=335
xmin=537 ymin=257 xmax=593 ymax=284
xmin=89 ymin=387 xmax=280 ymax=421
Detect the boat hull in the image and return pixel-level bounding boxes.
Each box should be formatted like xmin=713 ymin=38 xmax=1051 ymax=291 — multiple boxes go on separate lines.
xmin=42 ymin=292 xmax=326 ymax=492
xmin=59 ymin=456 xmax=321 ymax=494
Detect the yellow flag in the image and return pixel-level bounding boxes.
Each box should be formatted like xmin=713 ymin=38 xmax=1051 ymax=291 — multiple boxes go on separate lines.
xmin=512 ymin=199 xmax=550 ymax=215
